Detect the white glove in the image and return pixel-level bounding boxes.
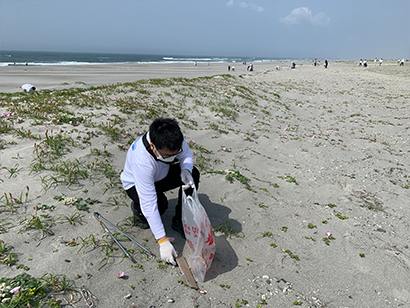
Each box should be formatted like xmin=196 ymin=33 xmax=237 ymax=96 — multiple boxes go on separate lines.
xmin=181 ymin=169 xmax=194 ymax=190
xmin=159 ymin=239 xmax=177 ymax=265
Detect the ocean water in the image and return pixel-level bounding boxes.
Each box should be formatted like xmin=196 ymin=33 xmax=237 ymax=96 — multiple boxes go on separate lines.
xmin=0 ymin=50 xmax=285 ymax=67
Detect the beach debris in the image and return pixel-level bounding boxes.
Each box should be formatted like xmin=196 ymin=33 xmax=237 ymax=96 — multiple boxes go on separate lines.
xmin=251 ymin=276 xmax=326 ymax=307
xmin=60 ymin=196 xmax=77 ymax=205
xmin=53 ymin=195 xmax=97 ymax=212
xmin=262 ymin=275 xmax=271 ymax=284
xmin=167 ymin=298 xmax=175 ymax=303
xmin=124 ymin=293 xmax=132 ymax=299
xmin=176 ymin=256 xmax=198 ymax=289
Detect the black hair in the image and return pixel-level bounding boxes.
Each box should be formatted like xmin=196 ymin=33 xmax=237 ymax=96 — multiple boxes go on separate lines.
xmin=149 ymin=118 xmax=183 ymax=151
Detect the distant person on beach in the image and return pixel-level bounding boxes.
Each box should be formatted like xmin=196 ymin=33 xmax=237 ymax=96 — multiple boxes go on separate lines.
xmin=291 ymin=62 xmax=296 ymax=69
xmin=228 ymin=65 xmax=231 ymax=71
xmin=379 ymin=58 xmax=383 ymax=66
xmin=21 ymin=84 xmax=36 ymax=92
xmin=324 ymin=59 xmax=328 ymax=68
xmin=121 ymin=117 xmax=200 ymax=265
xmin=363 ymin=59 xmax=367 ymax=67
xmin=400 ymin=58 xmax=405 ymax=66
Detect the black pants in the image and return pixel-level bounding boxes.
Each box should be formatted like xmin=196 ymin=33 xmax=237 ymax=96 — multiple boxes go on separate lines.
xmin=126 ymin=164 xmax=200 ymax=220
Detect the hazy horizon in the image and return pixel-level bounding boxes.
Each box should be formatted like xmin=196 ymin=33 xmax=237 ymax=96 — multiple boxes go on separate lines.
xmin=1 ymin=0 xmax=409 ymax=60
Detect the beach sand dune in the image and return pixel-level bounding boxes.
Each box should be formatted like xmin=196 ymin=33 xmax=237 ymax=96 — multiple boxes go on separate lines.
xmin=1 ymin=60 xmax=410 ymax=307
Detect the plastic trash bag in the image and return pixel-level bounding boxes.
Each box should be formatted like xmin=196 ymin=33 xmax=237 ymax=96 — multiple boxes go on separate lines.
xmin=182 ymin=188 xmax=215 ymax=282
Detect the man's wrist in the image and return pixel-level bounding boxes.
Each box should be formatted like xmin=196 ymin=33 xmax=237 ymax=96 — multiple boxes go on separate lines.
xmin=157 ymin=236 xmax=168 ymax=244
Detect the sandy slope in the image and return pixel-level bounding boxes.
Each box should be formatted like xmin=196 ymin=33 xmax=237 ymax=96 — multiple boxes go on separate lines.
xmin=1 ymin=60 xmax=410 ymax=307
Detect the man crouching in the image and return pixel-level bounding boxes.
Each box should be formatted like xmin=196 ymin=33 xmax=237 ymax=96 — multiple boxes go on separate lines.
xmin=121 ymin=117 xmax=200 ymax=265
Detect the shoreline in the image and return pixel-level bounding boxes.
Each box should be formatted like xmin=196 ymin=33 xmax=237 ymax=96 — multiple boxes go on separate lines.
xmin=1 ymin=59 xmax=405 ymax=94
xmin=0 ymin=61 xmax=278 ymax=93
xmin=0 ymin=60 xmax=332 ymax=93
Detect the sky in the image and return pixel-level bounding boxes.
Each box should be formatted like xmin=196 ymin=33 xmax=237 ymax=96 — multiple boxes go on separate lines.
xmin=0 ymin=0 xmax=409 ymax=60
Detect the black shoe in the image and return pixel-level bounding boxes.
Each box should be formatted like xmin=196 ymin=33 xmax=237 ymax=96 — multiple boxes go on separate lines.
xmin=134 ymin=215 xmax=149 ymax=229
xmin=171 ymin=216 xmax=185 ymax=239
xmin=131 ymin=201 xmax=149 ymax=229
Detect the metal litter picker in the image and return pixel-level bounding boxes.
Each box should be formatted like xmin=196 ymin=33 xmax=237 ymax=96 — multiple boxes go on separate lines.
xmin=93 ymin=212 xmax=156 ymax=262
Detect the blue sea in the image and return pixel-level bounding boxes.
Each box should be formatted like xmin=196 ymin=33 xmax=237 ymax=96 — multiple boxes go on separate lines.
xmin=0 ymin=50 xmax=287 ymax=67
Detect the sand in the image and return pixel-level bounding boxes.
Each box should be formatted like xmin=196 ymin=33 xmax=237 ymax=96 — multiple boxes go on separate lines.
xmin=1 ymin=60 xmax=410 ymax=307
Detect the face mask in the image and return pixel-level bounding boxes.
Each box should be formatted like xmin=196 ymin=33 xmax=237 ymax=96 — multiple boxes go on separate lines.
xmin=151 ymin=140 xmax=181 ymax=163
xmin=157 ymin=154 xmax=177 ymax=163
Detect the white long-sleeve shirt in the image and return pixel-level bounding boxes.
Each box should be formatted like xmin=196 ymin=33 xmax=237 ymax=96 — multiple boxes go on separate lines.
xmin=21 ymin=84 xmax=35 ymax=91
xmin=121 ymin=132 xmax=193 ymax=239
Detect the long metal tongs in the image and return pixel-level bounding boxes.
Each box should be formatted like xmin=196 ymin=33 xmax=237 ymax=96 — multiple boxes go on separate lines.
xmin=93 ymin=212 xmax=156 ymax=261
